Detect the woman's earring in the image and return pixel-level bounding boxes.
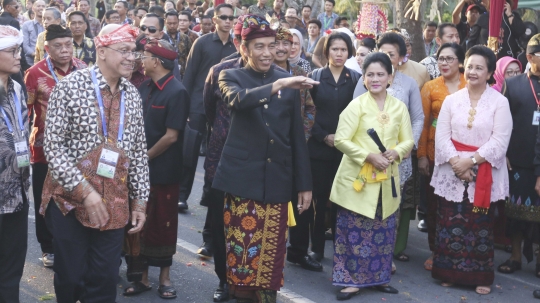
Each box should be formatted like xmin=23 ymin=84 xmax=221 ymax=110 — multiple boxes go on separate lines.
xmin=386 ymin=82 xmax=391 ymax=88
xmin=363 ymin=83 xmax=368 ymax=90
xmin=398 ymin=61 xmax=402 ymax=66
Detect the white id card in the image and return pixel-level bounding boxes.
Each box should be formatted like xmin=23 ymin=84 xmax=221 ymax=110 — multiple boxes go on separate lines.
xmin=15 ymin=141 xmax=30 ymax=168
xmin=97 ymin=148 xmax=119 ymax=179
xmin=533 ymin=111 xmax=540 ymax=126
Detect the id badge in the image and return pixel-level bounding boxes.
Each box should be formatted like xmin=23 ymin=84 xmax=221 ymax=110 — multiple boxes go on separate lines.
xmin=97 ymin=148 xmax=119 ymax=179
xmin=15 ymin=141 xmax=30 ymax=168
xmin=533 ymin=111 xmax=540 ymax=126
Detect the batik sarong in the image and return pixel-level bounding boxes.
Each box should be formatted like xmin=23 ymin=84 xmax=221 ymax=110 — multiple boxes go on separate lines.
xmin=505 ymin=167 xmax=540 ymax=262
xmin=432 ymin=194 xmax=496 ymax=286
xmin=332 ymin=202 xmax=398 ymax=288
xmin=224 ymin=194 xmax=288 ymax=297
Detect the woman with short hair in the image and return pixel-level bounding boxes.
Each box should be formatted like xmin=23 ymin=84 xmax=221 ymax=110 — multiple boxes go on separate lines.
xmin=353 ymin=32 xmax=424 ymax=267
xmin=430 ymin=45 xmax=512 ymax=295
xmin=330 ymin=52 xmax=414 ymax=300
xmin=417 ymin=42 xmax=467 ymax=271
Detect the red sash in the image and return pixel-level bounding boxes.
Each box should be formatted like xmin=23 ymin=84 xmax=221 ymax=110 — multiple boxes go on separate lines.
xmin=451 ymin=139 xmax=492 ymax=214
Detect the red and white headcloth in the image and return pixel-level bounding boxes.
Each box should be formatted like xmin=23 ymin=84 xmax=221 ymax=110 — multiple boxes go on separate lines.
xmin=94 ymin=23 xmax=139 ymax=48
xmin=0 ymin=25 xmax=23 ymax=51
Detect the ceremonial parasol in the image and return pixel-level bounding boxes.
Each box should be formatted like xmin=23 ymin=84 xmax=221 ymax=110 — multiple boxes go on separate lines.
xmin=488 ymin=0 xmax=519 ymax=53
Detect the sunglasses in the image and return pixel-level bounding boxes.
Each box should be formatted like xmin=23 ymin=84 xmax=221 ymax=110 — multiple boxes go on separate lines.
xmin=217 ymin=15 xmax=234 ymax=21
xmin=140 ymin=25 xmax=158 ymax=33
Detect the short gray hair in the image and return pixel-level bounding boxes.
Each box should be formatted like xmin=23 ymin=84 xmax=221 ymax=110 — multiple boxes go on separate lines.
xmin=45 ymin=7 xmax=62 ymax=20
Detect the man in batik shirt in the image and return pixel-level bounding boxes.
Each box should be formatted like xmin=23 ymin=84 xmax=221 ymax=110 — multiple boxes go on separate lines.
xmin=0 ymin=25 xmax=31 ymax=303
xmin=213 ymin=15 xmax=315 ymax=303
xmin=77 ymin=0 xmax=101 ymax=37
xmin=67 ymin=11 xmax=96 ymax=66
xmin=24 ymin=24 xmax=87 ymax=269
xmin=41 ymin=23 xmax=149 ymax=303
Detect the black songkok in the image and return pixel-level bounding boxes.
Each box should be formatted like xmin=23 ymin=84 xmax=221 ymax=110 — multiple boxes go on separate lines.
xmin=45 ymin=24 xmax=73 ymax=41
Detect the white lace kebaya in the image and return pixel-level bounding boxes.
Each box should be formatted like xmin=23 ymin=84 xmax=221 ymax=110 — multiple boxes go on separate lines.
xmin=430 ymin=85 xmax=512 ymax=203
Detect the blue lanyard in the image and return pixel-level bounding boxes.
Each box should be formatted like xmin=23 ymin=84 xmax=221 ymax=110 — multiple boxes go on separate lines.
xmin=46 ymin=57 xmax=59 ymax=83
xmin=0 ymin=92 xmax=25 ymax=136
xmin=90 ymin=68 xmax=126 ymax=143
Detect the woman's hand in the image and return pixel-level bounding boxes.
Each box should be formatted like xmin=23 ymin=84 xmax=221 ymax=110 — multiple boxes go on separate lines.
xmin=418 ymin=157 xmax=430 ymax=176
xmin=504 ymin=1 xmax=513 ymax=16
xmin=456 ymin=168 xmax=476 ymax=182
xmin=324 ymin=134 xmax=335 ymax=147
xmin=367 ymin=153 xmax=391 ymax=171
xmin=382 ymin=149 xmax=399 ymax=162
xmin=451 ymin=157 xmax=474 ymax=177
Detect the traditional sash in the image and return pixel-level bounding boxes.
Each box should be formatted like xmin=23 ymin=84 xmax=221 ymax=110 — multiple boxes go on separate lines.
xmin=451 ymin=139 xmax=492 ymax=214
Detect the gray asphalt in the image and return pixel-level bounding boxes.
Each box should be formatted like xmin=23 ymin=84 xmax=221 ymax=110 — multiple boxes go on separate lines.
xmin=20 ymin=157 xmax=540 ymax=303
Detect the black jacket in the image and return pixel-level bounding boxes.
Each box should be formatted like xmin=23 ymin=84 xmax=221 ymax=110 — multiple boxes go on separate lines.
xmin=307 ymin=67 xmax=359 ymax=161
xmin=212 ymin=65 xmax=312 ymax=204
xmin=0 ymin=12 xmax=20 ymax=30
xmin=468 ymin=11 xmax=525 ymax=59
xmin=505 ymin=72 xmax=540 ymax=171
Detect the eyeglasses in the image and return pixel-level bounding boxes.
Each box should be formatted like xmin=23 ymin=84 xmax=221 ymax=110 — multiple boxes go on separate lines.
xmin=0 ymin=46 xmax=21 ymax=58
xmin=505 ymin=70 xmax=521 ymax=77
xmin=140 ymin=25 xmax=158 ymax=33
xmin=217 ymin=15 xmax=234 ymax=21
xmin=437 ymin=56 xmax=456 ymax=64
xmin=534 ymin=53 xmax=540 ymax=57
xmin=103 ymin=46 xmax=142 ymax=59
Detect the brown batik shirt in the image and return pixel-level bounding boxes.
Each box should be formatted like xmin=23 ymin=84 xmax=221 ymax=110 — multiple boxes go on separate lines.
xmin=40 ymin=66 xmax=149 ymax=230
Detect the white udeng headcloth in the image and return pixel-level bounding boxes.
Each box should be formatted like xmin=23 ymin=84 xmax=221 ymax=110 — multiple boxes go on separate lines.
xmin=0 ymin=25 xmax=23 ymax=51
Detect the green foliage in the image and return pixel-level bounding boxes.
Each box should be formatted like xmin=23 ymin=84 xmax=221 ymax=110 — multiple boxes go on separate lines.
xmin=335 ymin=0 xmax=359 ymax=15
xmin=442 ymin=11 xmax=452 ymax=23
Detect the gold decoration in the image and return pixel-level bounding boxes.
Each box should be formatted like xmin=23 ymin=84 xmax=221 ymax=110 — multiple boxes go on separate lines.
xmin=377 ymin=111 xmax=390 ymax=126
xmin=487 ymin=37 xmax=499 ymax=54
xmin=467 ymin=107 xmax=477 ymax=129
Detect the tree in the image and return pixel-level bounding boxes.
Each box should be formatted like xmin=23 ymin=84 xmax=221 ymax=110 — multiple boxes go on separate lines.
xmin=395 ymin=0 xmax=427 ymax=61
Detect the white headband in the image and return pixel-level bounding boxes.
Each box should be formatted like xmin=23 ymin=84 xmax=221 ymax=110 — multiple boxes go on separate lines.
xmin=0 ymin=25 xmax=24 ymax=51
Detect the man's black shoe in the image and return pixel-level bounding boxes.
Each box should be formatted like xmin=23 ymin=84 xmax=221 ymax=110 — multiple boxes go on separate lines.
xmin=178 ymin=201 xmax=188 ymax=212
xmin=417 ymin=219 xmax=427 ymax=232
xmin=534 ymin=290 xmax=540 ymax=299
xmin=287 ymin=254 xmax=322 ymax=272
xmin=213 ymin=283 xmax=229 ymax=302
xmin=309 ymin=251 xmax=324 ymax=262
xmin=325 ymin=228 xmax=333 ymax=240
xmin=197 ymin=243 xmax=213 ymax=258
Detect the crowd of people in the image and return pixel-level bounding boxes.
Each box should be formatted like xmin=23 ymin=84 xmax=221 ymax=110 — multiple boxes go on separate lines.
xmin=0 ymin=0 xmax=540 ymax=302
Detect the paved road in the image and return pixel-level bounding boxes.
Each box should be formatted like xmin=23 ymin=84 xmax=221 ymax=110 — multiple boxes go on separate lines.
xmin=20 ymin=157 xmax=540 ymax=303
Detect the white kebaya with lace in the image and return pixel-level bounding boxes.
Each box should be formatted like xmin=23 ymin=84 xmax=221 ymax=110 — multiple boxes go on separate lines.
xmin=430 ymin=85 xmax=512 ymax=203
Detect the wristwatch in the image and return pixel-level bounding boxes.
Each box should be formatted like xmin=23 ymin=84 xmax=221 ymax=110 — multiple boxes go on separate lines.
xmin=470 ymin=156 xmax=477 ymax=165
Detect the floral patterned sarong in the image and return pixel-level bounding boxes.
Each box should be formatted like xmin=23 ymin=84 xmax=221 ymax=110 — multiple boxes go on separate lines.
xmin=224 ymin=194 xmax=288 ymax=294
xmin=332 ymin=202 xmax=398 ymax=288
